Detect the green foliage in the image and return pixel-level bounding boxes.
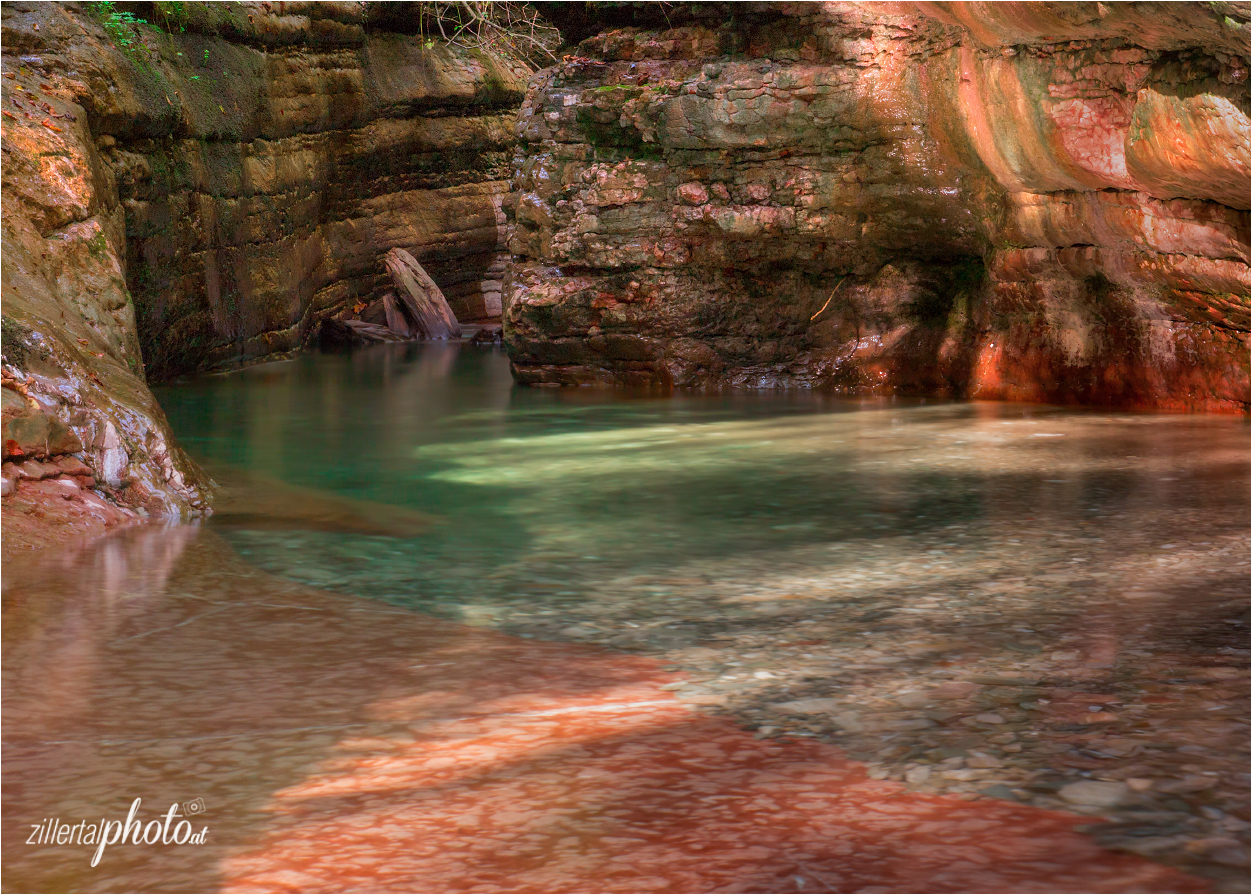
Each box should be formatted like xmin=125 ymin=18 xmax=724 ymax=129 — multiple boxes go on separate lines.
xmin=152 ymin=1 xmax=190 ymax=33
xmin=89 ymin=1 xmax=153 ymax=60
xmin=86 ymin=231 xmax=111 ymax=261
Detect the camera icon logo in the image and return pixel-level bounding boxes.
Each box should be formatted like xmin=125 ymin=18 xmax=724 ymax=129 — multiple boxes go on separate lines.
xmin=182 ymin=798 xmax=206 ymax=816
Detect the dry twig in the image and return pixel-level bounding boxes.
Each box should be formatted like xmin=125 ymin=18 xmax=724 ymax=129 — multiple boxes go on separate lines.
xmin=410 ymin=2 xmax=561 ymax=67
xmin=810 ymin=277 xmax=847 ymax=321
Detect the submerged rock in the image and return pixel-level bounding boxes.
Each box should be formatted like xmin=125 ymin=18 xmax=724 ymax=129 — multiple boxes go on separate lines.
xmin=1060 ymin=780 xmax=1131 ymax=809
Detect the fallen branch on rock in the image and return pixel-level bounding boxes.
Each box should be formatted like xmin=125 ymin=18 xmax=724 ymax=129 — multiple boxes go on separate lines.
xmin=384 ymin=248 xmax=461 ymax=340
xmin=318 ymin=318 xmax=407 ymax=349
xmin=810 ymin=277 xmax=847 ymax=321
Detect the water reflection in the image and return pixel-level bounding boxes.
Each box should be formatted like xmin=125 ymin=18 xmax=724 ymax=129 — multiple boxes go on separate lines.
xmin=3 ymin=343 xmax=1246 ymax=891
xmin=2 ymin=526 xmax=1203 ymax=893
xmin=152 ymin=345 xmax=1248 ymax=640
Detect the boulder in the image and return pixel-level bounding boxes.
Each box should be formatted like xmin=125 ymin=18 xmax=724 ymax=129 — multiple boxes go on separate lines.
xmin=2 ymin=391 xmax=84 ymax=460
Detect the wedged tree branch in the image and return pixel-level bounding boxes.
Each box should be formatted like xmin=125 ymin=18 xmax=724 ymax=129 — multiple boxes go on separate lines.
xmin=410 ymin=2 xmax=561 ymax=67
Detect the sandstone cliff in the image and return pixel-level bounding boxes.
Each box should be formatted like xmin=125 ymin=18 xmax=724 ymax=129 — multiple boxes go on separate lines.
xmin=1 ymin=1 xmax=528 ymax=523
xmin=504 ymin=1 xmax=1250 ymax=411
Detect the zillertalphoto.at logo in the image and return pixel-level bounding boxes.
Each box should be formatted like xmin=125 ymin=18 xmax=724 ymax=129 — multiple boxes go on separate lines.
xmin=27 ymin=798 xmax=209 ymax=866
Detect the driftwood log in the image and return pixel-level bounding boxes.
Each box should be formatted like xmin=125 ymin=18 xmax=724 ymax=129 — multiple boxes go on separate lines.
xmin=384 ymin=248 xmax=461 ymax=340
xmin=344 ymin=320 xmax=406 ymax=342
xmin=382 ymin=291 xmax=412 ymax=338
xmin=319 ymin=318 xmax=407 ymax=348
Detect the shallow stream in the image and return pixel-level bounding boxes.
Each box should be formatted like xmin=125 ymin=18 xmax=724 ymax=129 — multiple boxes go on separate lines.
xmin=3 ymin=343 xmax=1248 ymax=892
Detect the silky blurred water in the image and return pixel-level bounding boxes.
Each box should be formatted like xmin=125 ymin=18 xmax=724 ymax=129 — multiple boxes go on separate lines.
xmin=154 ymin=343 xmax=1249 ymax=639
xmin=4 ymin=342 xmax=1246 ymax=893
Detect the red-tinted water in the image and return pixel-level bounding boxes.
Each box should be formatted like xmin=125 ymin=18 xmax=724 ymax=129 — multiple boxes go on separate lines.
xmin=2 ymin=527 xmax=1203 ymax=893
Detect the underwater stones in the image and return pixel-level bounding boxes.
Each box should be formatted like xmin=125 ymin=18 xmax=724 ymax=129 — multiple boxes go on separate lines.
xmin=905 ymin=766 xmax=931 ymax=785
xmin=932 ymin=681 xmax=983 ymax=700
xmin=768 ymin=697 xmax=843 ymax=715
xmin=2 ymin=524 xmax=1213 ymax=892
xmin=1059 ymin=780 xmax=1131 ymax=809
xmin=173 ymin=359 xmax=1248 ymax=880
xmin=894 ymin=690 xmax=934 ymax=709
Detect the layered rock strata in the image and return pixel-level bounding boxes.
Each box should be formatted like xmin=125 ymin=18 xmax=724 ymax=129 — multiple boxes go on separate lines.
xmin=3 ymin=4 xmax=204 ymax=517
xmin=72 ymin=1 xmax=526 ymax=379
xmin=504 ymin=2 xmax=1250 ymax=411
xmin=1 ymin=1 xmax=528 ymax=520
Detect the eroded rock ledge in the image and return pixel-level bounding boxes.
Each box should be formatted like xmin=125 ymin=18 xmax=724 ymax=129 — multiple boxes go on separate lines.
xmin=503 ymin=1 xmax=1250 ymax=411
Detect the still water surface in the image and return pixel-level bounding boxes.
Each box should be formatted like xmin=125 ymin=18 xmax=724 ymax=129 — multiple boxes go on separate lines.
xmin=154 ymin=344 xmax=1247 ymax=635
xmin=3 ymin=342 xmax=1246 ymax=892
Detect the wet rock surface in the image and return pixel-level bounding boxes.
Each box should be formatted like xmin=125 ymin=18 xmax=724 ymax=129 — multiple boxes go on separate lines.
xmin=0 ymin=476 xmax=140 ymax=559
xmin=503 ymin=2 xmax=1250 ymax=410
xmin=2 ymin=384 xmax=83 ymax=459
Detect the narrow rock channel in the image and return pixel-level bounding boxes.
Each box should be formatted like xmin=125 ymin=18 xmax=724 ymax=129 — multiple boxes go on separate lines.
xmin=2 ymin=2 xmax=1248 ymax=892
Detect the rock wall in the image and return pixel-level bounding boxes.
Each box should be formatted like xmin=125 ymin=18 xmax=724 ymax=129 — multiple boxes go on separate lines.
xmin=1 ymin=0 xmax=529 ymax=521
xmin=74 ymin=1 xmax=526 ymax=379
xmin=3 ymin=2 xmax=202 ymax=519
xmin=503 ymin=1 xmax=1251 ymax=411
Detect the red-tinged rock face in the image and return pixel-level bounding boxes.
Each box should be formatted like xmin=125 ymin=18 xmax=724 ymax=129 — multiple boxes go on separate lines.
xmin=503 ymin=2 xmax=1250 ymax=411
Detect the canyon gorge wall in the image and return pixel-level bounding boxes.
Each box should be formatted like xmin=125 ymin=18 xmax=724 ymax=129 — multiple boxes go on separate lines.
xmin=2 ymin=0 xmax=527 ymax=519
xmin=504 ymin=1 xmax=1251 ymax=411
xmin=2 ymin=1 xmax=1249 ymax=530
